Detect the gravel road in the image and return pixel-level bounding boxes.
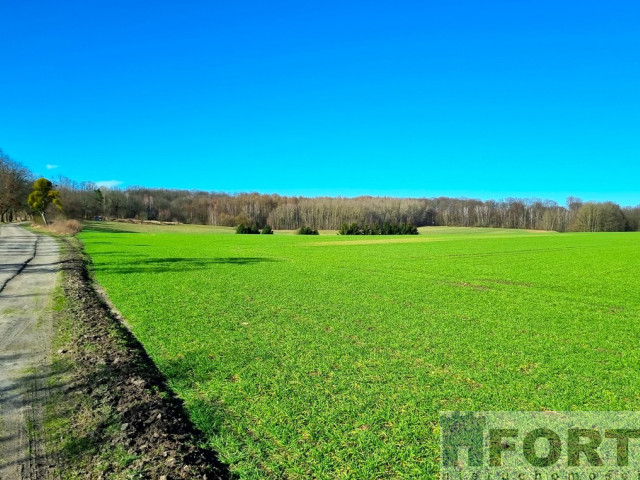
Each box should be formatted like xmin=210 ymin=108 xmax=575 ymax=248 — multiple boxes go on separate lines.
xmin=0 ymin=224 xmax=59 ymax=480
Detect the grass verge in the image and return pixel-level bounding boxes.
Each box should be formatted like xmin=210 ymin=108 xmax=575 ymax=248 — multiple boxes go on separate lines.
xmin=43 ymin=237 xmax=229 ymax=479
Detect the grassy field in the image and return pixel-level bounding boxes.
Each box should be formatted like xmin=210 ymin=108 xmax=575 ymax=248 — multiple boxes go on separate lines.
xmin=79 ymin=222 xmax=640 ymax=479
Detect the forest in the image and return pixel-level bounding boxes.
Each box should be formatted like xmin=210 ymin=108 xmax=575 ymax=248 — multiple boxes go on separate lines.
xmin=2 ymin=149 xmax=639 ymax=232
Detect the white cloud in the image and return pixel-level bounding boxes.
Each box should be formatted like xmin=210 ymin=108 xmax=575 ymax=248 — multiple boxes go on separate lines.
xmin=46 ymin=164 xmax=58 ymax=169
xmin=95 ymin=180 xmax=124 ymax=189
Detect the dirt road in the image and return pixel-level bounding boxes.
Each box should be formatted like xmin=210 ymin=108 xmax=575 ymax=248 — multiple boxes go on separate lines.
xmin=0 ymin=224 xmax=59 ymax=479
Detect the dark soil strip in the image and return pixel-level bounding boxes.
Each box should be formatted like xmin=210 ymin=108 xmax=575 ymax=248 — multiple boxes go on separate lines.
xmin=52 ymin=237 xmax=230 ymax=479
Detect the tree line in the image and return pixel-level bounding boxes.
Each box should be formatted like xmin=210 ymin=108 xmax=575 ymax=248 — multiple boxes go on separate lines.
xmin=0 ymin=149 xmax=31 ymax=222
xmin=2 ymin=148 xmax=639 ymax=232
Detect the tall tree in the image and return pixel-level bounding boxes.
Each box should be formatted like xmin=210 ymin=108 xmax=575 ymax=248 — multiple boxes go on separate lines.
xmin=27 ymin=178 xmax=62 ymax=225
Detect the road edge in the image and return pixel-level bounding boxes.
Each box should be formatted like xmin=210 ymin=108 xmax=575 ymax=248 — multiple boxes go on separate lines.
xmin=44 ymin=236 xmax=230 ymax=479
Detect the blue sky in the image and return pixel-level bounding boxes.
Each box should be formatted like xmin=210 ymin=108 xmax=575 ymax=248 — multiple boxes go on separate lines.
xmin=1 ymin=1 xmax=638 ymax=205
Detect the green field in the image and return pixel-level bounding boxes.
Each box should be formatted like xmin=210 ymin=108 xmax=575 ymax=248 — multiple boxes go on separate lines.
xmin=79 ymin=223 xmax=640 ymax=479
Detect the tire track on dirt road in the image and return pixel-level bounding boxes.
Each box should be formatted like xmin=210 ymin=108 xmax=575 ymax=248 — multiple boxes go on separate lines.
xmin=0 ymin=224 xmax=60 ymax=480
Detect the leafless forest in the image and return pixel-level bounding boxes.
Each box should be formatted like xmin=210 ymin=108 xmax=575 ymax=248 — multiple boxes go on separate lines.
xmin=2 ymin=149 xmax=639 ymax=232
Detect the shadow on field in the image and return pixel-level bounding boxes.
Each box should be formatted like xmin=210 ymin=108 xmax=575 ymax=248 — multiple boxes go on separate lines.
xmin=157 ymin=356 xmax=256 ymax=469
xmin=83 ymin=224 xmax=142 ymax=234
xmin=94 ymin=256 xmax=279 ymax=274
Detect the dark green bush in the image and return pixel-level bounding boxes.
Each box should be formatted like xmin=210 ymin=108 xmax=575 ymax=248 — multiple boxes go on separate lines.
xmin=236 ymin=223 xmax=260 ymax=234
xmin=338 ymin=222 xmax=418 ymax=235
xmin=261 ymin=225 xmax=274 ymax=235
xmin=338 ymin=223 xmax=362 ymax=235
xmin=297 ymin=226 xmax=319 ymax=235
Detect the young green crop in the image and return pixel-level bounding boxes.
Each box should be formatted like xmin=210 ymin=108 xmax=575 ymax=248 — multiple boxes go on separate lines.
xmin=79 ymin=223 xmax=640 ymax=479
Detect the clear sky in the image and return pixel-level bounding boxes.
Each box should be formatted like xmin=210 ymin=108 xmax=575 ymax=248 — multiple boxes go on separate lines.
xmin=1 ymin=1 xmax=638 ymax=206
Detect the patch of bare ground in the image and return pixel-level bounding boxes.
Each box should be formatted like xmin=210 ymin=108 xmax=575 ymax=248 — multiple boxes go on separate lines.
xmin=49 ymin=237 xmax=229 ymax=479
xmin=480 ymin=278 xmax=532 ymax=287
xmin=307 ymin=237 xmax=443 ymax=246
xmin=446 ymin=281 xmax=491 ymax=291
xmin=112 ymin=219 xmax=181 ymax=225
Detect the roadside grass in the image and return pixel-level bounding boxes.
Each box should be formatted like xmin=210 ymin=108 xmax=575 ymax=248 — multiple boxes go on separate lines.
xmin=44 ymin=236 xmax=229 ymax=479
xmin=45 ymin=241 xmax=148 ymax=479
xmin=79 ymin=223 xmax=640 ymax=478
xmin=44 ymin=244 xmax=120 ymax=479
